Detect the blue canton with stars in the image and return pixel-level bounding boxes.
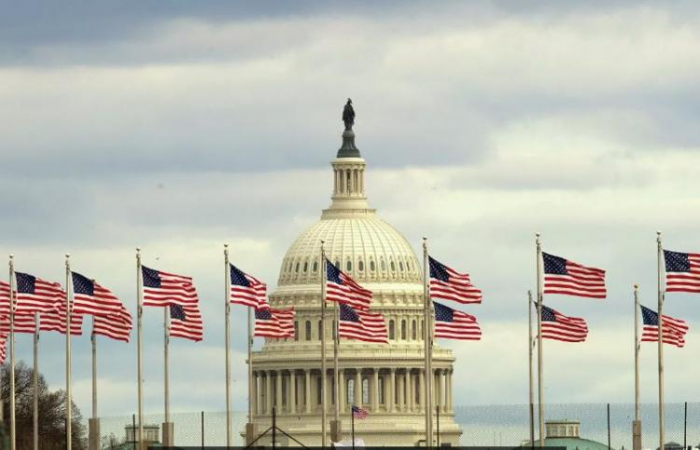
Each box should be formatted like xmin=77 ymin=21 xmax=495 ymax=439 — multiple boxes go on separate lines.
xmin=664 ymin=250 xmax=690 ymax=273
xmin=339 ymin=303 xmax=360 ymax=322
xmin=535 ymin=303 xmax=557 ymax=322
xmin=230 ymin=264 xmax=251 ymax=287
xmin=72 ymin=272 xmax=94 ymax=296
xmin=15 ymin=272 xmax=36 ymax=294
xmin=169 ymin=304 xmax=186 ymax=320
xmin=326 ymin=259 xmax=343 ymax=284
xmin=433 ymin=301 xmax=454 ymax=322
xmin=640 ymin=305 xmax=659 ymax=326
xmin=542 ymin=253 xmax=568 ymax=275
xmin=141 ymin=266 xmax=161 ymax=288
xmin=255 ymin=308 xmax=272 ymax=320
xmin=429 ymin=257 xmax=450 ymax=281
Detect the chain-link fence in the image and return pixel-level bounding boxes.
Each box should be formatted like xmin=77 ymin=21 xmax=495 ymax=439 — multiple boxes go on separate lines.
xmin=95 ymin=403 xmax=700 ymax=448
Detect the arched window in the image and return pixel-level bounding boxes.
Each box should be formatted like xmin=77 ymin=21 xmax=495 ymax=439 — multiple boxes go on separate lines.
xmin=370 ymin=260 xmax=375 ymax=271
xmin=295 ymin=262 xmax=300 ymax=273
xmin=407 ymin=261 xmax=411 ymax=271
xmin=313 ymin=261 xmax=318 ymax=272
xmin=381 ymin=260 xmax=386 ymax=271
xmin=347 ymin=378 xmax=355 ymax=404
xmin=414 ymin=376 xmax=420 ymax=403
xmin=399 ymin=261 xmax=404 ymax=272
xmin=305 ymin=321 xmax=312 ymax=341
xmin=389 ymin=320 xmax=395 ymax=340
xmin=390 ymin=261 xmax=396 ymax=272
xmin=401 ymin=320 xmax=407 ymax=340
xmin=358 ymin=260 xmax=364 ymax=272
xmin=303 ymin=261 xmax=308 ymax=273
xmin=346 ymin=260 xmax=352 ymax=272
xmin=335 ymin=260 xmax=340 ymax=269
xmin=318 ymin=320 xmax=323 ymax=340
xmin=294 ymin=321 xmax=299 ymax=341
xmin=362 ymin=378 xmax=369 ymax=404
xmin=411 ymin=320 xmax=417 ymax=340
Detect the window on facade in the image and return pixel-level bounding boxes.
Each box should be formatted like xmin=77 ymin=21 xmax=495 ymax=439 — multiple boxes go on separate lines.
xmin=303 ymin=262 xmax=308 ymax=273
xmin=358 ymin=260 xmax=364 ymax=272
xmin=305 ymin=321 xmax=312 ymax=341
xmin=401 ymin=320 xmax=407 ymax=340
xmin=313 ymin=261 xmax=318 ymax=272
xmin=317 ymin=377 xmax=322 ymax=405
xmin=399 ymin=261 xmax=404 ymax=272
xmin=347 ymin=379 xmax=354 ymax=404
xmin=332 ymin=319 xmax=336 ymax=340
xmin=295 ymin=262 xmax=300 ymax=273
xmin=370 ymin=260 xmax=375 ymax=271
xmin=294 ymin=322 xmax=299 ymax=341
xmin=411 ymin=320 xmax=417 ymax=340
xmin=362 ymin=378 xmax=369 ymax=404
xmin=381 ymin=260 xmax=386 ymax=271
xmin=346 ymin=260 xmax=352 ymax=272
xmin=335 ymin=260 xmax=340 ymax=269
xmin=390 ymin=261 xmax=396 ymax=272
xmin=415 ymin=376 xmax=420 ymax=403
xmin=389 ymin=320 xmax=395 ymax=340
xmin=282 ymin=375 xmax=287 ymax=406
xmin=318 ymin=320 xmax=323 ymax=340
xmin=378 ymin=376 xmax=385 ymax=404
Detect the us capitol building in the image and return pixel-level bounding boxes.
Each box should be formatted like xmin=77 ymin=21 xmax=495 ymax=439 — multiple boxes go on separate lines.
xmin=249 ymin=102 xmax=462 ymax=446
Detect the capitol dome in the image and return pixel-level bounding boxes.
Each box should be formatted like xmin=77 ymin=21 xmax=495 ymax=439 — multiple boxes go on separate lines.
xmin=247 ymin=103 xmax=461 ymax=447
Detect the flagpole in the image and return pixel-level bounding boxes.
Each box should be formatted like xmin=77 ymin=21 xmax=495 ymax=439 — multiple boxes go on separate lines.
xmin=224 ymin=244 xmax=232 ymax=447
xmin=423 ymin=237 xmax=433 ymax=448
xmin=332 ymin=269 xmax=341 ymax=442
xmin=9 ymin=254 xmax=16 ymax=450
xmin=536 ymin=233 xmax=544 ymax=447
xmin=163 ymin=305 xmax=171 ymax=445
xmin=320 ymin=240 xmax=328 ymax=448
xmin=528 ymin=291 xmax=535 ymax=448
xmin=657 ymin=232 xmax=665 ymax=450
xmin=33 ymin=313 xmax=39 ymax=450
xmin=90 ymin=317 xmax=100 ymax=450
xmin=633 ymin=284 xmax=642 ymax=450
xmin=136 ymin=248 xmax=144 ymax=450
xmin=65 ymin=253 xmax=72 ymax=450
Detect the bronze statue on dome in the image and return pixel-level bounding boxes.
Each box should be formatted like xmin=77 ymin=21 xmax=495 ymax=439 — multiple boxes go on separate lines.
xmin=342 ymin=98 xmax=355 ymax=130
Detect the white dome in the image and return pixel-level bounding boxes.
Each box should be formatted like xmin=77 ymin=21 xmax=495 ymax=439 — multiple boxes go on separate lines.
xmin=277 ymin=211 xmax=421 ymax=286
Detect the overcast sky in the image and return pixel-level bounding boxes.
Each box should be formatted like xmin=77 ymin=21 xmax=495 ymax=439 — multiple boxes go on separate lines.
xmin=2 ymin=0 xmax=700 ymax=425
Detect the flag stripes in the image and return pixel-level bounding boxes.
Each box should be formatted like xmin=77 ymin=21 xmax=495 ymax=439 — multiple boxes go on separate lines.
xmin=539 ymin=303 xmax=588 ymax=342
xmin=325 ymin=259 xmax=372 ymax=311
xmin=433 ymin=301 xmax=481 ymax=340
xmin=14 ymin=272 xmax=65 ymax=314
xmin=142 ymin=266 xmax=198 ymax=307
xmin=641 ymin=304 xmax=689 ymax=348
xmin=169 ymin=304 xmax=204 ymax=342
xmin=338 ymin=303 xmax=388 ymax=344
xmin=72 ymin=272 xmax=123 ymax=317
xmin=664 ymin=250 xmax=700 ymax=293
xmin=229 ymin=264 xmax=267 ymax=309
xmin=254 ymin=307 xmax=295 ymax=338
xmin=542 ymin=253 xmax=606 ymax=299
xmin=429 ymin=256 xmax=482 ymax=304
xmin=93 ymin=307 xmax=132 ymax=342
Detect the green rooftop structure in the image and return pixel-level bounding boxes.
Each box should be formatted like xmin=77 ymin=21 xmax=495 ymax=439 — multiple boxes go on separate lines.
xmin=523 ymin=420 xmax=612 ymax=450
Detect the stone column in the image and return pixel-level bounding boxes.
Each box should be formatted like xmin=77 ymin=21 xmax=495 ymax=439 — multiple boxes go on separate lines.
xmin=419 ymin=369 xmax=425 ymax=413
xmin=371 ymin=369 xmax=379 ymax=412
xmin=354 ymin=369 xmax=362 ymax=407
xmin=265 ymin=371 xmax=272 ymax=414
xmin=251 ymin=371 xmax=258 ymax=415
xmin=389 ymin=369 xmax=396 ymax=412
xmin=304 ymin=370 xmax=311 ymax=413
xmin=440 ymin=370 xmax=447 ymax=412
xmin=404 ymin=370 xmax=411 ymax=411
xmin=289 ymin=370 xmax=296 ymax=414
xmin=275 ymin=371 xmax=283 ymax=412
xmin=255 ymin=372 xmax=263 ymax=415
xmin=447 ymin=369 xmax=453 ymax=412
xmin=339 ymin=369 xmax=346 ymax=412
xmin=397 ymin=371 xmax=404 ymax=411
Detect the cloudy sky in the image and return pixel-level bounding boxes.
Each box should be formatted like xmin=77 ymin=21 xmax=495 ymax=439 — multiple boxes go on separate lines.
xmin=2 ymin=0 xmax=700 ymax=423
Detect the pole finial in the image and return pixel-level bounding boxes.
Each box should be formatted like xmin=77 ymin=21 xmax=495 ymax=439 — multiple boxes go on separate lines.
xmin=634 ymin=283 xmax=639 ymax=289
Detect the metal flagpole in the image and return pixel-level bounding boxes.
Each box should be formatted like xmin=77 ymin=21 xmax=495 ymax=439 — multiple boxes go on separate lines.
xmin=423 ymin=237 xmax=433 ymax=448
xmin=320 ymin=241 xmax=328 ymax=448
xmin=657 ymin=232 xmax=665 ymax=450
xmin=9 ymin=255 xmax=16 ymax=450
xmin=163 ymin=305 xmax=171 ymax=446
xmin=136 ymin=248 xmax=144 ymax=450
xmin=632 ymin=284 xmax=642 ymax=450
xmin=90 ymin=317 xmax=100 ymax=450
xmin=528 ymin=291 xmax=535 ymax=448
xmin=246 ymin=261 xmax=256 ymax=444
xmin=224 ymin=244 xmax=233 ymax=447
xmin=33 ymin=313 xmax=39 ymax=450
xmin=332 ymin=276 xmax=341 ymax=442
xmin=536 ymin=233 xmax=544 ymax=447
xmin=66 ymin=254 xmax=72 ymax=450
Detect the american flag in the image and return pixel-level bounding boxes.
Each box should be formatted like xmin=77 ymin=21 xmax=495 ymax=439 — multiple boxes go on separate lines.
xmin=142 ymin=266 xmax=198 ymax=307
xmin=254 ymin=307 xmax=295 ymax=339
xmin=325 ymin=259 xmax=372 ymax=311
xmin=542 ymin=253 xmax=606 ymax=299
xmin=352 ymin=405 xmax=368 ymax=419
xmin=93 ymin=306 xmax=132 ymax=342
xmin=664 ymin=250 xmax=700 ymax=293
xmin=14 ymin=272 xmax=66 ymax=314
xmin=0 ymin=281 xmax=11 ymax=317
xmin=0 ymin=314 xmax=38 ymax=334
xmin=338 ymin=303 xmax=388 ymax=344
xmin=433 ymin=301 xmax=481 ymax=340
xmin=40 ymin=304 xmax=84 ymax=335
xmin=168 ymin=303 xmax=204 ymax=342
xmin=72 ymin=272 xmax=124 ymax=317
xmin=429 ymin=256 xmax=482 ymax=304
xmin=538 ymin=303 xmax=588 ymax=342
xmin=229 ymin=263 xmax=267 ymax=309
xmin=0 ymin=335 xmax=6 ymax=364
xmin=641 ymin=305 xmax=688 ymax=348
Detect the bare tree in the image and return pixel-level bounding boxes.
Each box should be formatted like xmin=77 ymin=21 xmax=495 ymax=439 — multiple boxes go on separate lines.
xmin=1 ymin=361 xmax=87 ymax=450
